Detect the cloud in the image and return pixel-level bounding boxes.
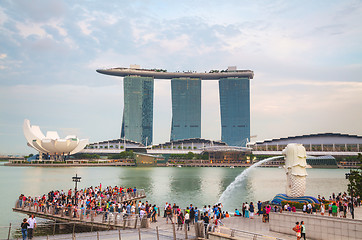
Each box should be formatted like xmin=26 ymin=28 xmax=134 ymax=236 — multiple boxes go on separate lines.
xmin=0 ymin=6 xmax=8 ymax=26
xmin=0 ymin=0 xmax=362 ymax=154
xmin=251 ymin=78 xmax=362 ymax=141
xmin=12 ymin=0 xmax=66 ymax=22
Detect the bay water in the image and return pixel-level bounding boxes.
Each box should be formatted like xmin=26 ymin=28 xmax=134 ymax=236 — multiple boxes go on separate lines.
xmin=0 ymin=163 xmax=349 ymax=238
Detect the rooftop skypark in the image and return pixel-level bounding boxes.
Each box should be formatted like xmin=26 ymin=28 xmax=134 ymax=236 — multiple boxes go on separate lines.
xmin=96 ymin=65 xmax=254 ymax=80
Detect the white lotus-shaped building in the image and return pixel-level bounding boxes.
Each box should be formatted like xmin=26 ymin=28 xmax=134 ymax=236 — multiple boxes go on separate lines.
xmin=23 ymin=119 xmax=88 ymax=159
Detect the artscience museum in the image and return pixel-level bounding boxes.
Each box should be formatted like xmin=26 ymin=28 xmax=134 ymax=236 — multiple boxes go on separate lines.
xmin=23 ymin=119 xmax=88 ymax=160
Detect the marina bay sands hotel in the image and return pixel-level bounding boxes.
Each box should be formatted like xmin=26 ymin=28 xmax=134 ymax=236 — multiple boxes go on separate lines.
xmin=97 ymin=65 xmax=254 ymax=147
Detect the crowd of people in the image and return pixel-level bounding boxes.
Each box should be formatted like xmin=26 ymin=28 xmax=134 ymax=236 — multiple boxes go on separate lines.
xmin=17 ymin=185 xmax=141 ymax=217
xmin=234 ymin=201 xmax=273 ymax=223
xmin=281 ymin=192 xmax=360 ymax=219
xmin=17 ymin=184 xmax=151 ymax=225
xmin=17 ymin=187 xmax=361 ymax=239
xmin=162 ymin=202 xmax=227 ymax=233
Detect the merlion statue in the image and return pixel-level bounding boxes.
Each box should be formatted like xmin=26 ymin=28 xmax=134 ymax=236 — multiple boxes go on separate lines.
xmin=283 ymin=143 xmax=308 ymax=197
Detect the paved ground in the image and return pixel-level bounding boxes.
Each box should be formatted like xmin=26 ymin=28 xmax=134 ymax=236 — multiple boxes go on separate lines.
xmin=28 ymin=206 xmax=362 ymax=240
xmin=30 ymin=215 xmax=291 ymax=240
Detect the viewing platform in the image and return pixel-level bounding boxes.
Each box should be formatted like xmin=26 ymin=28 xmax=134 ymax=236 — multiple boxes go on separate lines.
xmin=96 ymin=67 xmax=254 ymax=80
xmin=13 ymin=190 xmax=146 ymax=230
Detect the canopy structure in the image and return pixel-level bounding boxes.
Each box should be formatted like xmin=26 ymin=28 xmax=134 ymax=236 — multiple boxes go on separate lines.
xmin=23 ymin=119 xmax=88 ymax=160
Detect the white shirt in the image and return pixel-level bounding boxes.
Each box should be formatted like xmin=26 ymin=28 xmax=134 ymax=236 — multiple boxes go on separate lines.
xmin=140 ymin=209 xmax=146 ymax=218
xmin=28 ymin=217 xmax=36 ymax=228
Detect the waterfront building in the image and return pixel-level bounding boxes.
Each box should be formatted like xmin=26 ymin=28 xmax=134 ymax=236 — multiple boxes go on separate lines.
xmin=152 ymin=138 xmax=226 ymax=150
xmin=204 ymin=146 xmax=251 ymax=164
xmin=97 ymin=66 xmax=254 ymax=146
xmin=23 ymin=119 xmax=88 ymax=160
xmin=84 ymin=138 xmax=144 ymax=153
xmin=171 ymin=78 xmax=201 ymax=141
xmin=134 ymin=153 xmax=165 ymax=167
xmin=121 ymin=76 xmax=154 ymax=146
xmin=219 ymin=77 xmax=250 ymax=147
xmin=252 ymin=133 xmax=362 ymax=153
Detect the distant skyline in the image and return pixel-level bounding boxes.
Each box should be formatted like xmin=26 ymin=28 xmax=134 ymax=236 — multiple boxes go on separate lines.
xmin=0 ymin=0 xmax=361 ymax=155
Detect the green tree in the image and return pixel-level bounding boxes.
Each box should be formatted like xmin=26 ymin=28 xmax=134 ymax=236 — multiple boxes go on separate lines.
xmin=347 ymin=154 xmax=362 ymax=197
xmin=107 ymin=150 xmax=135 ymax=159
xmin=186 ymin=152 xmax=194 ymax=159
xmin=73 ymin=153 xmax=100 ymax=159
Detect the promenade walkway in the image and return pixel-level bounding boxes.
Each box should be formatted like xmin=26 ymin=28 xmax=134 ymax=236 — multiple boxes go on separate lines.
xmin=28 ymin=215 xmax=286 ymax=240
xmin=9 ymin=208 xmax=362 ymax=239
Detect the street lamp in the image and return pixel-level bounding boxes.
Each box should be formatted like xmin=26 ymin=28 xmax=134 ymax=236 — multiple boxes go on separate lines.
xmin=72 ymin=174 xmax=81 ymax=192
xmin=345 ymin=172 xmax=354 ymax=219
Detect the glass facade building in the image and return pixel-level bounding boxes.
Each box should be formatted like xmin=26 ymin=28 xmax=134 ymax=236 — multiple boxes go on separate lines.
xmin=171 ymin=78 xmax=201 ymax=141
xmin=121 ymin=76 xmax=154 ymax=145
xmin=219 ymin=77 xmax=250 ymax=146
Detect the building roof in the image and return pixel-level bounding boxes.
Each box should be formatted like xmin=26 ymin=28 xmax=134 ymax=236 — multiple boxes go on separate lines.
xmin=202 ymin=146 xmax=252 ymax=152
xmin=134 ymin=152 xmax=165 ymax=159
xmin=88 ymin=138 xmax=144 ymax=147
xmin=96 ymin=67 xmax=254 ymax=80
xmin=152 ymin=138 xmax=226 ymax=147
xmin=254 ymin=133 xmax=362 ymax=145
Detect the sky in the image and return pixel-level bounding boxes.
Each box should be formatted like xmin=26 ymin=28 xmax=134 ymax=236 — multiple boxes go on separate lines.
xmin=0 ymin=0 xmax=361 ymax=155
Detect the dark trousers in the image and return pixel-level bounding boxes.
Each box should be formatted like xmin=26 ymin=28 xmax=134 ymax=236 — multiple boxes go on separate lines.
xmin=301 ymin=233 xmax=306 ymax=240
xmin=185 ymin=220 xmax=190 ymax=230
xmin=28 ymin=228 xmax=34 ymax=239
xmin=204 ymin=223 xmax=208 ymax=234
xmin=21 ymin=228 xmax=27 ymax=240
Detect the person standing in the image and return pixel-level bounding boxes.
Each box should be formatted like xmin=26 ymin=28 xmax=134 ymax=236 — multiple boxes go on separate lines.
xmin=194 ymin=207 xmax=199 ymax=223
xmin=164 ymin=202 xmax=168 ymax=218
xmin=249 ymin=202 xmax=255 ymax=219
xmin=320 ymin=203 xmax=325 ymax=216
xmin=307 ymin=203 xmax=312 ymax=214
xmin=165 ymin=205 xmax=173 ymax=224
xmin=292 ymin=222 xmax=301 ymax=240
xmin=190 ymin=206 xmax=195 ymax=224
xmin=328 ymin=202 xmax=333 ymax=216
xmin=300 ymin=221 xmax=306 ymax=240
xmin=257 ymin=201 xmax=262 ymax=216
xmin=339 ymin=202 xmax=344 ymax=218
xmin=21 ymin=218 xmax=29 ymax=240
xmin=27 ymin=215 xmax=36 ymax=240
xmin=332 ymin=202 xmax=338 ymax=217
xmin=312 ymin=204 xmax=317 ymax=215
xmin=185 ymin=211 xmax=190 ymax=231
xmin=244 ymin=202 xmax=250 ymax=218
xmin=177 ymin=211 xmax=184 ymax=230
xmin=202 ymin=213 xmax=210 ymax=235
xmin=242 ymin=203 xmax=246 ymax=217
xmin=265 ymin=205 xmax=271 ymax=222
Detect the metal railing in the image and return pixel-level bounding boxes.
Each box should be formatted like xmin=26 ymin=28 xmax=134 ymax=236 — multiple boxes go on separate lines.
xmin=210 ymin=225 xmax=285 ymax=240
xmin=1 ymin=219 xmax=196 ymax=240
xmin=0 ymin=222 xmax=179 ymax=240
xmin=15 ymin=189 xmax=145 ymax=209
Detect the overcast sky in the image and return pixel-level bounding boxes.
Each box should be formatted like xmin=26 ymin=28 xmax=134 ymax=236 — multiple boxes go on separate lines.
xmin=1 ymin=0 xmax=361 ymax=155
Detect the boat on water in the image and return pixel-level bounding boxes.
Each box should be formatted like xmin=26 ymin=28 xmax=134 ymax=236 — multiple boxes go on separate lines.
xmin=230 ymin=166 xmax=235 ymax=169
xmin=177 ymin=165 xmax=182 ymax=168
